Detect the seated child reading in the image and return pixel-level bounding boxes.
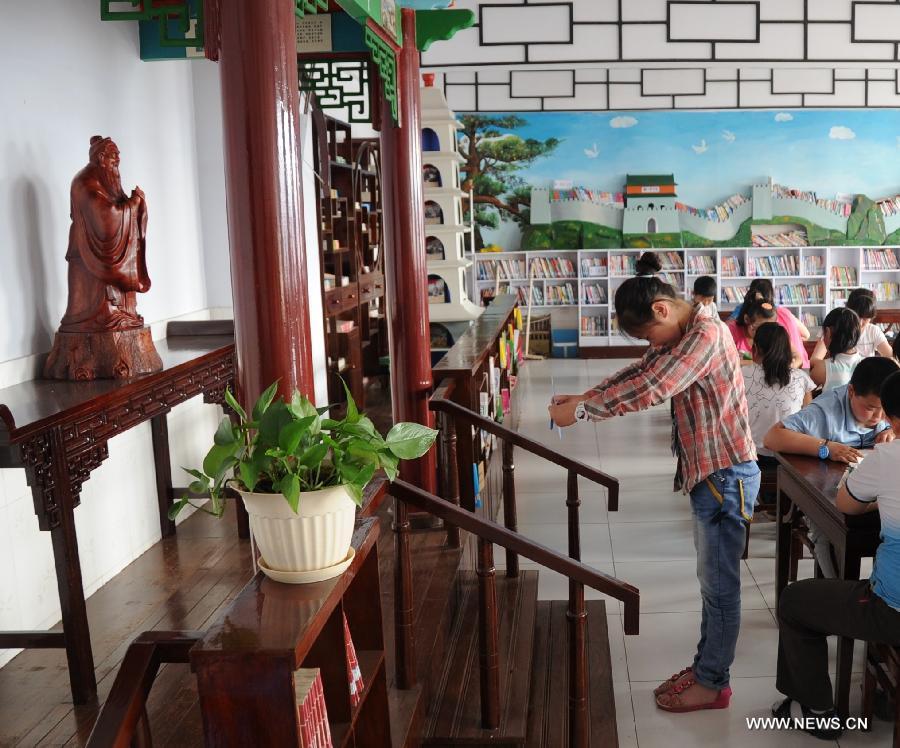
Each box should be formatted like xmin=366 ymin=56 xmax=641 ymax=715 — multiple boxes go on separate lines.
xmin=727 ymin=300 xmax=804 ymax=368
xmin=772 ymin=368 xmax=900 ymax=740
xmin=692 ymin=275 xmax=718 ymax=320
xmin=809 ymin=307 xmax=861 ymax=393
xmin=763 ymin=357 xmax=899 ymax=577
xmin=811 ymin=288 xmax=892 ymax=360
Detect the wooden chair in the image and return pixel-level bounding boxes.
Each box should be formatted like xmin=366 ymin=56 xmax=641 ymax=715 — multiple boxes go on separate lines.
xmin=862 ymin=641 xmax=900 ymax=746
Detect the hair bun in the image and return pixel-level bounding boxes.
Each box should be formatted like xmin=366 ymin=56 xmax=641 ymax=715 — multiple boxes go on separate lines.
xmin=635 ymin=251 xmax=662 ymax=276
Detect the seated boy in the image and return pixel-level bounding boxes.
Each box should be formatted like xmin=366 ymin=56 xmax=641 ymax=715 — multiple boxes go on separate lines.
xmin=772 ymin=369 xmax=900 ymax=740
xmin=763 ymin=357 xmax=899 ymax=576
xmin=692 ymin=275 xmax=718 ymax=320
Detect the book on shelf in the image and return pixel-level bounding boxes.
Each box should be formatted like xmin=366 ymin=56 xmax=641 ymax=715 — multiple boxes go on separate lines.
xmin=863 ymin=248 xmax=900 ymax=271
xmin=659 ymin=271 xmax=683 ymax=289
xmin=659 ymin=251 xmax=684 ymax=270
xmin=295 ymin=669 xmax=333 ymax=748
xmin=802 ymin=255 xmax=826 ymax=275
xmin=721 ymin=286 xmax=746 ymax=304
xmin=343 ymin=614 xmax=365 ymax=709
xmin=580 ymin=257 xmax=608 ymax=277
xmin=529 ymin=256 xmax=576 ymax=279
xmin=878 ymin=194 xmax=900 ymax=217
xmin=863 ymin=282 xmax=900 ymax=301
xmin=609 ymin=255 xmax=636 ymax=275
xmin=775 ymin=283 xmax=824 ymax=305
xmin=771 ymin=182 xmax=850 ymax=218
xmin=747 ymin=255 xmax=799 ymax=276
xmin=801 ymin=312 xmax=823 ymax=329
xmin=550 ymin=186 xmax=624 ymax=205
xmin=687 ymin=255 xmax=716 ymax=274
xmin=676 ymin=194 xmax=749 ymax=223
xmin=581 ymin=283 xmax=608 ymax=305
xmin=544 ymin=282 xmax=576 ymax=305
xmin=720 ymin=256 xmax=743 ymax=277
xmin=477 ymin=258 xmax=526 ymax=280
xmin=830 ymin=266 xmax=858 ymax=286
xmin=580 ymin=315 xmax=608 ymax=336
xmin=751 ymin=231 xmax=808 ymax=248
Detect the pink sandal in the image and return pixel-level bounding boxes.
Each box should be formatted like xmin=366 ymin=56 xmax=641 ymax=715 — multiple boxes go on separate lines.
xmin=653 ymin=666 xmax=693 ymax=697
xmin=656 ymin=679 xmax=732 ymax=713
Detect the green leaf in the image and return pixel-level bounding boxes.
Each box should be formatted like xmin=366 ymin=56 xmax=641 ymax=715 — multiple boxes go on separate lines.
xmin=258 ymin=400 xmax=292 ymax=447
xmin=252 ymin=381 xmax=280 ymax=422
xmin=348 ymin=441 xmax=380 ymax=465
xmin=378 ymin=451 xmax=400 ymax=482
xmin=238 ymin=460 xmax=260 ymax=492
xmin=168 ymin=497 xmax=189 ymax=520
xmin=213 ymin=416 xmax=237 ymax=446
xmin=188 ymin=479 xmax=208 ymax=495
xmin=299 ymin=443 xmax=329 ymax=469
xmin=385 ymin=422 xmax=439 ymax=460
xmin=182 ymin=467 xmax=207 ymax=481
xmin=224 ymin=388 xmax=247 ymax=421
xmin=203 ymin=442 xmax=238 ymax=480
xmin=278 ymin=474 xmax=301 ymax=513
xmin=344 ymin=481 xmax=363 ymax=506
xmin=278 ymin=416 xmax=316 ymax=454
xmin=288 ymin=391 xmax=318 ymax=419
xmin=338 ymin=460 xmax=376 ymax=492
xmin=341 ymin=379 xmax=360 ymax=423
xmin=320 ymin=418 xmax=342 ymax=432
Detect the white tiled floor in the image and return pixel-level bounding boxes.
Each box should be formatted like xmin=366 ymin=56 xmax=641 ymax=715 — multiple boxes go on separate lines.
xmin=510 ymin=358 xmax=891 ymax=747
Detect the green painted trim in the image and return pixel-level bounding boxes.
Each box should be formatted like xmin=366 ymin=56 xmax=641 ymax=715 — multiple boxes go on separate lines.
xmin=336 ymin=0 xmax=403 ymax=46
xmin=415 ymin=9 xmax=475 ymax=52
xmin=364 ymin=25 xmax=399 ymax=122
xmin=625 ymin=174 xmax=676 ymax=187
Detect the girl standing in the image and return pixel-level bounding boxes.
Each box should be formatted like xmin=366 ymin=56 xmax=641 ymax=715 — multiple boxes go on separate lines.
xmin=549 ymin=273 xmax=759 ymax=713
xmin=809 ymin=307 xmax=861 ymax=392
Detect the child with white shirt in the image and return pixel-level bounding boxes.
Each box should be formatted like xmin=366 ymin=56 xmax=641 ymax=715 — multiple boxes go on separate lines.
xmin=692 ymin=275 xmax=718 ymax=320
xmin=810 ymin=307 xmax=862 ymax=392
xmin=811 ymin=288 xmax=892 ymax=360
xmin=773 ymin=369 xmax=900 ymax=740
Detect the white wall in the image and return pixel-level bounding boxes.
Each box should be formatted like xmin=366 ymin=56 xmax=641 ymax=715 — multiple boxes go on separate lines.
xmin=0 ymin=0 xmax=225 ymax=668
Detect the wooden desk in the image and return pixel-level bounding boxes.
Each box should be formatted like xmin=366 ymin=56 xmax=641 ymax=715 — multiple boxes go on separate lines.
xmin=0 ymin=333 xmax=235 ymax=704
xmin=191 ymin=517 xmax=389 ymax=747
xmin=774 ymin=453 xmax=881 ymax=715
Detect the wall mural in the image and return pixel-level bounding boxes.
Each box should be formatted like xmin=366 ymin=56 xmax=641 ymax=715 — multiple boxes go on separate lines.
xmin=460 ymin=108 xmax=900 ymax=251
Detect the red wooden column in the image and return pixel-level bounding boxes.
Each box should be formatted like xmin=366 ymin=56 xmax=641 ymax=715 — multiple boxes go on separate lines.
xmin=380 ymin=9 xmax=437 ymax=493
xmin=216 ymin=0 xmax=315 ymax=404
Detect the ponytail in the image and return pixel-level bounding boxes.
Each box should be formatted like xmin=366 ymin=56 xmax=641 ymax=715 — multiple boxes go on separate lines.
xmin=753 ymin=322 xmax=792 ymax=388
xmin=821 ymin=307 xmax=860 ymax=360
xmin=635 ymin=251 xmax=662 ymax=276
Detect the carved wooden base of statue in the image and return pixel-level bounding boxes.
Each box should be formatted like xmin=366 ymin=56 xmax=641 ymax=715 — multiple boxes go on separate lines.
xmin=46 ymin=136 xmax=160 ymax=381
xmin=44 ymin=328 xmax=162 ymax=380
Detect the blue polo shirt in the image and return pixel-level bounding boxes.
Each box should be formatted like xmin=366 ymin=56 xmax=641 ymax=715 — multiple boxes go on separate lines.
xmin=780 ymin=384 xmax=890 ymax=445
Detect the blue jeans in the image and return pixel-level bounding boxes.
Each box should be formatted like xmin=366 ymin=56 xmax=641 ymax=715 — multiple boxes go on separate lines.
xmin=689 ymin=460 xmax=760 ymax=690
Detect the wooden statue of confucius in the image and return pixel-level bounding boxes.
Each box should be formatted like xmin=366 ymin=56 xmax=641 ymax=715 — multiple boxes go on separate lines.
xmin=44 ymin=136 xmax=162 ymax=380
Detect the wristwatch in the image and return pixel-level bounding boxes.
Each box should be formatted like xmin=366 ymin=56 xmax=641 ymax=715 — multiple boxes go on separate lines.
xmin=817 ymin=439 xmax=830 ymax=460
xmin=574 ymin=401 xmax=589 ymax=422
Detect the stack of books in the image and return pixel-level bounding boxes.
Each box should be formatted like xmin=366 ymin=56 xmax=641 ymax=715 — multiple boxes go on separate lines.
xmin=830 ymin=266 xmax=858 ymax=286
xmin=344 ymin=615 xmax=364 ymax=709
xmin=529 ymin=257 xmax=576 ymax=279
xmin=748 ymin=255 xmax=800 ymax=276
xmin=803 ymin=255 xmax=826 ymax=275
xmin=581 ymin=283 xmax=608 ymax=304
xmin=545 ymin=283 xmax=576 ymax=305
xmin=687 ymin=255 xmax=716 ymax=274
xmin=720 ymin=256 xmax=743 ymax=277
xmin=580 ymin=257 xmax=608 ymax=277
xmin=550 ymin=187 xmax=624 ymax=205
xmin=776 ymin=283 xmax=825 ymax=305
xmin=676 ymin=194 xmax=749 ymax=222
xmin=751 ymin=231 xmax=808 ymax=248
xmin=863 ymin=249 xmax=900 ymax=271
xmin=878 ymin=195 xmax=900 ymax=217
xmin=295 ymin=669 xmax=333 ymax=748
xmin=580 ymin=316 xmax=608 ymax=336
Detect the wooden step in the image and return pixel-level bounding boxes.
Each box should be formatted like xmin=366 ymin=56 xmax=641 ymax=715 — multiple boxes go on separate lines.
xmin=526 ymin=600 xmax=617 ymax=748
xmin=423 ymin=571 xmax=540 ymax=747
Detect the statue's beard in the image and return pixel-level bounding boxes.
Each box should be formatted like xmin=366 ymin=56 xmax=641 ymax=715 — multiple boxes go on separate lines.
xmin=99 ymin=166 xmax=125 ymax=200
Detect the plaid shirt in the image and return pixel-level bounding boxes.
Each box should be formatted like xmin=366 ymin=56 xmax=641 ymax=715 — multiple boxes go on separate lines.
xmin=584 ymin=308 xmax=756 ymax=492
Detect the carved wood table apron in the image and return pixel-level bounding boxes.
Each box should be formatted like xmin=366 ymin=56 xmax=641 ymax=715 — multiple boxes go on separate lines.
xmin=0 ymin=334 xmax=235 ymax=704
xmin=774 ymin=452 xmax=881 ymax=716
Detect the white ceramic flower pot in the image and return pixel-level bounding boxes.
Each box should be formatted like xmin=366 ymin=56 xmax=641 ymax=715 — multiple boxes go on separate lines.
xmin=238 ymin=485 xmax=356 ymax=575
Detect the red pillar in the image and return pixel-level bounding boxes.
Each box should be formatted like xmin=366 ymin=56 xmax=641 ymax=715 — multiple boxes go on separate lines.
xmin=380 ymin=9 xmax=437 ymax=493
xmin=217 ymin=0 xmax=315 ymax=404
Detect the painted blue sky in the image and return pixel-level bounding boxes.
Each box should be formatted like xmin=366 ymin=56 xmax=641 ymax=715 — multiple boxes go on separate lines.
xmin=467 ymin=109 xmax=900 ymax=210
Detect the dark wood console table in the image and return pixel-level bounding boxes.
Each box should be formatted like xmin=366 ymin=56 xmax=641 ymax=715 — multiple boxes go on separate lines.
xmin=191 ymin=517 xmax=389 ymax=747
xmin=0 ymin=330 xmax=235 ymax=704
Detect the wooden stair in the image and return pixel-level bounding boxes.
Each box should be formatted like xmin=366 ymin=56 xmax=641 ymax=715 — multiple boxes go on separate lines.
xmin=422 ymin=570 xmax=617 ymax=747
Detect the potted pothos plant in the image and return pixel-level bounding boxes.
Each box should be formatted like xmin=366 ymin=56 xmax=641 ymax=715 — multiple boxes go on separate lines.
xmin=170 ymin=381 xmax=437 ymax=582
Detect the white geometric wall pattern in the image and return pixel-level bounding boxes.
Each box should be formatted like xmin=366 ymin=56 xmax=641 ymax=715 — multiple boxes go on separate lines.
xmin=422 ymin=0 xmax=900 ymax=67
xmin=432 ymin=67 xmax=900 ymax=111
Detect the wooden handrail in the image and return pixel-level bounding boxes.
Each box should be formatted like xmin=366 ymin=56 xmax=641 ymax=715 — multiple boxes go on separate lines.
xmin=429 ymin=394 xmax=620 ymax=510
xmin=390 ymin=480 xmax=639 ymax=634
xmin=86 ymin=631 xmax=202 ymax=748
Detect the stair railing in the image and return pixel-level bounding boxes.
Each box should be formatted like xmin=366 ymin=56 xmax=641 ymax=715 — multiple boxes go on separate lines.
xmin=85 ymin=631 xmax=202 ymax=747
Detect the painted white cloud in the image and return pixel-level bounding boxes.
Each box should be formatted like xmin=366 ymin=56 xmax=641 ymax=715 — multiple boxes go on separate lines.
xmin=722 ymin=130 xmax=736 ymax=143
xmin=610 ymin=116 xmax=638 ymax=129
xmin=692 ymin=139 xmax=709 ymax=154
xmin=584 ymin=143 xmax=600 ymax=159
xmin=829 ymin=126 xmax=856 ymax=140
xmin=774 ymin=112 xmax=793 ymax=122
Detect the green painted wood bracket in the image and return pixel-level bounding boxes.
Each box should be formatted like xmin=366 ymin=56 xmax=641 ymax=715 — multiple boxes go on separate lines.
xmin=415 ymin=9 xmax=475 ymax=52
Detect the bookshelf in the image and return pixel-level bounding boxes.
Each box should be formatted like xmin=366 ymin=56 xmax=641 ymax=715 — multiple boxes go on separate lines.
xmin=473 ymin=246 xmax=900 ymax=351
